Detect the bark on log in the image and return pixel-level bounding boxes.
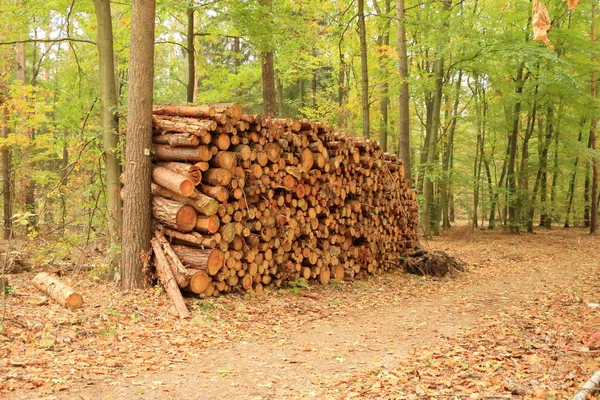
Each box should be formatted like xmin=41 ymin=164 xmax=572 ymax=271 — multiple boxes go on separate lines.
xmin=151 ymin=238 xmax=191 ymax=320
xmin=198 ymin=184 xmax=229 ymax=203
xmin=153 ymin=144 xmax=213 ymax=162
xmin=156 ymin=162 xmax=202 ymax=185
xmin=161 ymin=226 xmax=218 ymax=248
xmin=153 ymin=104 xmax=216 ymax=118
xmin=152 ymin=133 xmax=199 ymax=147
xmin=32 ymin=273 xmax=83 ymax=310
xmin=171 ymin=245 xmax=224 ymax=275
xmin=152 ymin=196 xmax=197 ymax=232
xmin=154 ymin=230 xmax=191 ymax=288
xmin=152 ymin=166 xmax=195 ymax=197
xmin=152 ymin=183 xmax=219 ymax=216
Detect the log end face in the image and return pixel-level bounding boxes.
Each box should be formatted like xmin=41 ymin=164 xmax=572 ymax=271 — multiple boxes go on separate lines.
xmin=207 ymin=249 xmax=224 ymax=275
xmin=65 ymin=293 xmax=83 ymax=309
xmin=176 ymin=205 xmax=198 ymax=232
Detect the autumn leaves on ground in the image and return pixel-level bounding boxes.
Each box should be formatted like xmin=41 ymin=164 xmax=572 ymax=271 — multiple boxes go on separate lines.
xmin=1 ymin=227 xmax=599 ymax=399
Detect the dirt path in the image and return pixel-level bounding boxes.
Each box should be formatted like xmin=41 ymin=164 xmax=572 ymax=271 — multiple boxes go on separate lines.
xmin=4 ymin=228 xmax=599 ymax=399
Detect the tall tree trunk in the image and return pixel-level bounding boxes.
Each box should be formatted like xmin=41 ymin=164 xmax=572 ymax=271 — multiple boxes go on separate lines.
xmin=527 ymin=116 xmax=545 ymax=233
xmin=375 ymin=0 xmax=391 ymax=152
xmin=517 ymin=88 xmax=537 ymax=225
xmin=441 ymin=70 xmax=462 ymax=229
xmin=422 ymin=56 xmax=444 ymax=238
xmin=120 ymin=0 xmax=155 ymax=290
xmin=396 ymin=0 xmax=411 ymax=182
xmin=549 ymin=112 xmax=560 ymax=228
xmin=1 ymin=103 xmax=11 ymax=239
xmin=261 ymin=50 xmax=276 ymax=116
xmin=506 ymin=64 xmax=525 ymax=233
xmin=277 ymin=77 xmax=284 ymax=116
xmin=564 ymin=119 xmax=585 ymax=228
xmin=538 ymin=107 xmax=553 ymax=228
xmin=186 ymin=7 xmax=195 ymax=103
xmin=590 ymin=3 xmax=598 ymax=234
xmin=358 ymin=0 xmax=370 ymax=137
xmin=94 ymin=0 xmax=124 ymax=274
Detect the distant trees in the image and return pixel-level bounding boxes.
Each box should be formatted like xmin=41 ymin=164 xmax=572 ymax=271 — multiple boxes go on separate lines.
xmin=0 ymin=0 xmax=596 ymax=286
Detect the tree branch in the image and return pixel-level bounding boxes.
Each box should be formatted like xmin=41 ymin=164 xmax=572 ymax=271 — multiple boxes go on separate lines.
xmin=0 ymin=38 xmax=96 ymax=46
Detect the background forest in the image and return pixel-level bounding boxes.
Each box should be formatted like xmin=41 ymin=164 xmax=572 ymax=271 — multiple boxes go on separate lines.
xmin=0 ymin=0 xmax=598 ymax=264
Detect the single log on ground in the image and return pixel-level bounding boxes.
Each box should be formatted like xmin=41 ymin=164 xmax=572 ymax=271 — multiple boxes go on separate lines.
xmin=400 ymin=249 xmax=464 ymax=277
xmin=151 ymin=238 xmax=191 ymax=319
xmin=152 ymin=166 xmax=195 ymax=197
xmin=32 ymin=272 xmax=83 ymax=309
xmin=171 ymin=245 xmax=224 ymax=275
xmin=152 ymin=196 xmax=197 ymax=232
xmin=152 ymin=183 xmax=219 ymax=216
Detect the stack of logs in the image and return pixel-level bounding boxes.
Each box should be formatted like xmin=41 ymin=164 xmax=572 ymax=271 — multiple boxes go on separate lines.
xmin=148 ymin=103 xmax=419 ymax=300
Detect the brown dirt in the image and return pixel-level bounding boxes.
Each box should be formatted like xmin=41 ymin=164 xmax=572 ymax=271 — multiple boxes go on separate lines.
xmin=1 ymin=227 xmax=599 ymax=399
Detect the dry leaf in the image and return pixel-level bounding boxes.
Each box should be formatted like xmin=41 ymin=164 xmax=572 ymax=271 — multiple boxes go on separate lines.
xmin=532 ymin=0 xmax=552 ymax=45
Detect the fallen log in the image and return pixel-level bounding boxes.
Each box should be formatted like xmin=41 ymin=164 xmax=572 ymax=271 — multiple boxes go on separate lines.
xmin=32 ymin=272 xmax=83 ymax=310
xmin=572 ymin=370 xmax=600 ymax=400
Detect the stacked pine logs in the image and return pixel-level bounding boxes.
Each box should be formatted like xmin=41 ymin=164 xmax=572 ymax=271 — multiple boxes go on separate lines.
xmin=148 ymin=103 xmax=418 ymax=297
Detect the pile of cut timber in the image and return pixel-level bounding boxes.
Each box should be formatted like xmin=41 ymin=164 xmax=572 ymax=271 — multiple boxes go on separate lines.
xmin=149 ymin=103 xmax=418 ymax=297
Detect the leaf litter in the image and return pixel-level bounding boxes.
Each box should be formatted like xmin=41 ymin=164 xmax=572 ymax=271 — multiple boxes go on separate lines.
xmin=0 ymin=227 xmax=598 ymax=399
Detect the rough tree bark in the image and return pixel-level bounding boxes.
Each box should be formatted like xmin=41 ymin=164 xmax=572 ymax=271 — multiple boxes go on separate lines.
xmin=590 ymin=3 xmax=598 ymax=234
xmin=93 ymin=0 xmax=124 ymax=273
xmin=358 ymin=0 xmax=370 ymax=137
xmin=186 ymin=6 xmax=195 ymax=103
xmin=120 ymin=0 xmax=156 ymax=289
xmin=0 ymin=84 xmax=11 ymax=239
xmin=506 ymin=64 xmax=525 ymax=234
xmin=396 ymin=0 xmax=411 ymax=182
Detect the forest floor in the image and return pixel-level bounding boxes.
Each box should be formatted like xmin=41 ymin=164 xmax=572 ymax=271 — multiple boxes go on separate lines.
xmin=1 ymin=227 xmax=599 ymax=399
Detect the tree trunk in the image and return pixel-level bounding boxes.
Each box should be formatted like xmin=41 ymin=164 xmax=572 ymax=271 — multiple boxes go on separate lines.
xmin=506 ymin=64 xmax=525 ymax=233
xmin=441 ymin=71 xmax=462 ymax=229
xmin=396 ymin=0 xmax=411 ymax=182
xmin=1 ymin=103 xmax=12 ymax=239
xmin=590 ymin=3 xmax=598 ymax=234
xmin=375 ymin=0 xmax=391 ymax=152
xmin=564 ymin=120 xmax=585 ymax=228
xmin=422 ymin=55 xmax=444 ymax=238
xmin=261 ymin=51 xmax=276 ymax=116
xmin=186 ymin=7 xmax=195 ymax=103
xmin=538 ymin=107 xmax=553 ymax=228
xmin=120 ymin=0 xmax=156 ymax=290
xmin=94 ymin=0 xmax=124 ymax=273
xmin=358 ymin=0 xmax=370 ymax=138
